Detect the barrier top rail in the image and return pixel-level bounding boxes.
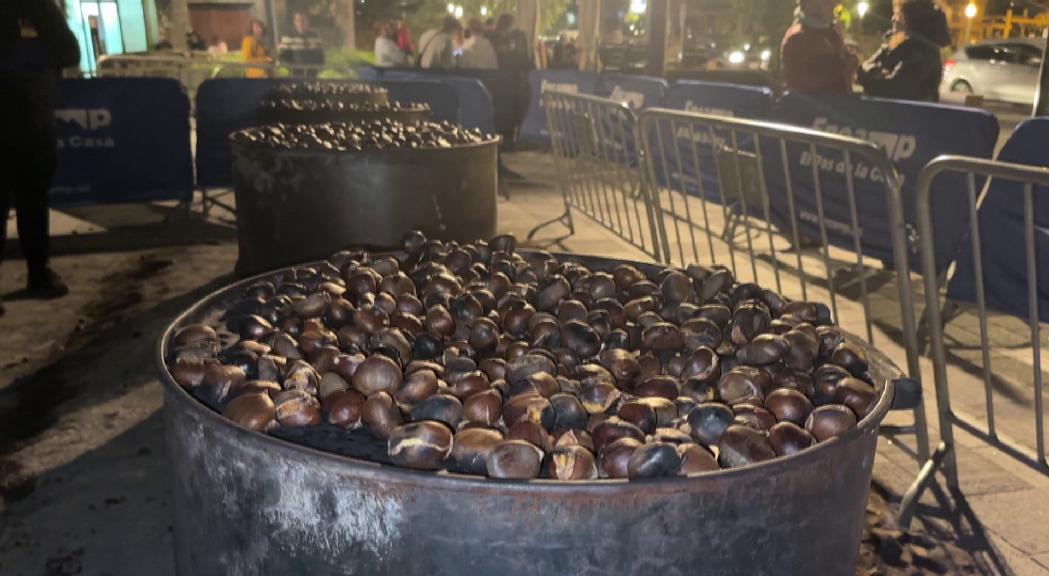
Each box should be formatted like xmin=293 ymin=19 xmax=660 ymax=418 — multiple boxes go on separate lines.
xmin=916 ymin=155 xmax=1049 ymax=482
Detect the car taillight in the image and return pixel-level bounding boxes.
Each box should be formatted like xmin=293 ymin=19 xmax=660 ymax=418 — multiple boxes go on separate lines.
xmin=944 ymin=59 xmax=956 ymax=72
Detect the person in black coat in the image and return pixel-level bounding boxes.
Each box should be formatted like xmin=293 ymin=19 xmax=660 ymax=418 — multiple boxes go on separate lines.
xmin=0 ymin=0 xmax=80 ymax=314
xmin=858 ymin=0 xmax=948 ymax=102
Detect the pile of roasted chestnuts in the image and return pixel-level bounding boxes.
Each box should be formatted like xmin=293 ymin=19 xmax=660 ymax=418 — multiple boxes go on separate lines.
xmin=167 ymin=233 xmax=880 ymax=481
xmin=258 ymin=98 xmax=428 ymax=115
xmin=231 ymin=120 xmax=492 ymax=152
xmin=267 ymin=82 xmax=389 ymax=105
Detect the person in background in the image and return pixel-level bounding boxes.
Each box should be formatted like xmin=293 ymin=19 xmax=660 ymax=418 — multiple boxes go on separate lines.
xmin=374 ymin=21 xmax=405 ymax=67
xmin=394 ymin=20 xmax=415 ymax=57
xmin=858 ymin=0 xmax=946 ymax=102
xmin=417 ymin=16 xmax=460 ymax=69
xmin=780 ymin=0 xmax=853 ymax=95
xmin=207 ymin=34 xmax=228 ymax=56
xmin=242 ymin=19 xmax=271 ymax=78
xmin=186 ymin=29 xmax=206 ymax=51
xmin=0 ymin=0 xmax=81 ymax=314
xmin=459 ymin=18 xmax=497 ymax=69
xmin=278 ymin=12 xmax=325 ymax=78
xmin=492 ymin=13 xmax=532 ymax=147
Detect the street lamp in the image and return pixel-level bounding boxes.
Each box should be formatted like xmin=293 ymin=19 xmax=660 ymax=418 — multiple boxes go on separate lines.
xmin=480 ymin=6 xmax=488 ymax=17
xmin=447 ymin=3 xmax=455 ymax=14
xmin=857 ymin=1 xmax=870 ymax=18
xmin=964 ymin=2 xmax=977 ymax=45
xmin=454 ymin=5 xmax=464 ymax=18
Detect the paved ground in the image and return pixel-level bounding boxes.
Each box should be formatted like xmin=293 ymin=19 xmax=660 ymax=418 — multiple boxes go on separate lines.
xmin=1 ymin=149 xmax=1048 ymax=575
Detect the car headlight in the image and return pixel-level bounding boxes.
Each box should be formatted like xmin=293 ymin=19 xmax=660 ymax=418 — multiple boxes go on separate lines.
xmin=728 ymin=51 xmax=745 ymax=65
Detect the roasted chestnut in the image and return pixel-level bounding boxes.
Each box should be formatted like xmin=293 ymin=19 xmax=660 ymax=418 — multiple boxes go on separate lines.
xmin=222 ymin=391 xmax=276 ymax=432
xmin=363 ymin=391 xmax=403 ymax=440
xmin=274 ymin=389 xmax=322 ymax=427
xmin=598 ymin=437 xmax=642 ymax=479
xmin=353 ymin=354 xmax=402 ymax=396
xmin=677 ymin=443 xmax=719 ymax=475
xmin=806 ymin=405 xmax=858 ymax=442
xmin=688 ymin=402 xmax=735 ymax=446
xmin=388 ymin=421 xmax=454 ymax=470
xmin=487 ymin=440 xmax=544 ymax=479
xmin=324 ymin=389 xmax=366 ymax=429
xmin=764 ymin=388 xmax=814 ymax=426
xmin=545 ymin=445 xmax=599 ymax=480
xmin=717 ymin=424 xmax=776 ymax=468
xmin=448 ymin=427 xmax=503 ymax=474
xmin=627 ymin=442 xmax=681 ymax=479
xmin=410 ymin=394 xmax=463 ymax=429
xmin=768 ymin=421 xmax=815 ymax=456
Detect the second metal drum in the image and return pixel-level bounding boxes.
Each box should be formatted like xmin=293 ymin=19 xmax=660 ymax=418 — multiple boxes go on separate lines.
xmin=231 ymin=138 xmax=498 ymax=276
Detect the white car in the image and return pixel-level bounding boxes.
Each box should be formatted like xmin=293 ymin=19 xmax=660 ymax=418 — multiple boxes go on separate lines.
xmin=942 ymin=39 xmax=1045 ymax=106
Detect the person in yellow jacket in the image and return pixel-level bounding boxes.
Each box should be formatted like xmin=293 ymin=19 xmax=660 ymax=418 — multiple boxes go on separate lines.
xmin=241 ymin=19 xmax=271 ymax=78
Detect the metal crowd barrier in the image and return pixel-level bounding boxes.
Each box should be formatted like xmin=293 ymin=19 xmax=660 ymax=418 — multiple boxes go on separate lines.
xmin=528 ymin=91 xmax=664 ymax=262
xmin=898 ymin=155 xmax=1049 ymax=525
xmin=637 ymin=107 xmax=931 ymax=470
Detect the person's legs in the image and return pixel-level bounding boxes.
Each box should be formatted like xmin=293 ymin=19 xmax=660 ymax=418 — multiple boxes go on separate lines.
xmin=10 ymin=143 xmax=66 ymax=297
xmin=0 ymin=149 xmax=11 ymax=315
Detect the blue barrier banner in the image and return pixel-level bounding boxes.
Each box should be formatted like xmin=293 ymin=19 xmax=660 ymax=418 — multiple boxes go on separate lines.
xmin=379 ymin=70 xmax=495 ymax=134
xmin=767 ymin=94 xmax=999 ymax=273
xmin=380 ymin=78 xmax=462 ymax=125
xmin=947 ymin=118 xmax=1049 ymax=321
xmin=52 ymin=78 xmax=193 ymax=205
xmin=195 ymin=77 xmax=461 ymax=188
xmin=598 ymin=74 xmax=668 ymax=110
xmin=651 ymin=82 xmax=775 ymax=204
xmin=664 ymin=81 xmax=773 ymax=119
xmin=521 ymin=69 xmax=599 ymax=143
xmin=195 ymin=78 xmax=281 ymax=189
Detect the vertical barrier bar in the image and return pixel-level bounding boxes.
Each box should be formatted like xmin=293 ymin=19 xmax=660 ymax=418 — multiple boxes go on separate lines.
xmin=730 ymin=130 xmax=760 ymax=283
xmin=603 ymin=108 xmax=637 ymax=246
xmin=915 ymin=162 xmax=961 ymax=488
xmin=1023 ymin=182 xmax=1046 ymax=465
xmin=706 ymin=125 xmax=738 ymax=277
xmin=654 ymin=119 xmax=687 ymax=266
xmin=670 ymin=118 xmax=701 ymax=265
xmin=809 ymin=143 xmax=841 ymax=324
xmin=687 ymin=123 xmax=718 ymax=265
xmin=967 ymin=172 xmax=996 ymax=438
xmin=779 ymin=139 xmax=808 ymax=302
xmin=616 ymin=108 xmax=650 ymax=255
xmin=591 ymin=101 xmax=623 ymax=235
xmin=544 ymin=93 xmax=575 ymax=231
xmin=843 ymin=151 xmax=874 ymax=344
xmin=753 ymin=136 xmax=783 ymax=294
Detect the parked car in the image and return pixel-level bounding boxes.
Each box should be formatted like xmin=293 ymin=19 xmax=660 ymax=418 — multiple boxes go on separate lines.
xmin=942 ymin=39 xmax=1046 ymax=106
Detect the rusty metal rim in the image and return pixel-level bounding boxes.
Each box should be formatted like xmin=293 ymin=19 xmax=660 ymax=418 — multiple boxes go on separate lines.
xmin=156 ymin=253 xmax=897 ymax=495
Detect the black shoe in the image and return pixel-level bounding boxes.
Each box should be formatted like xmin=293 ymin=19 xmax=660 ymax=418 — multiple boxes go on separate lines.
xmin=27 ymin=267 xmax=69 ymax=299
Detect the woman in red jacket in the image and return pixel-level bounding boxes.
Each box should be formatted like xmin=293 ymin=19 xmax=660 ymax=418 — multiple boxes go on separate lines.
xmin=780 ymin=0 xmax=855 ymax=95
